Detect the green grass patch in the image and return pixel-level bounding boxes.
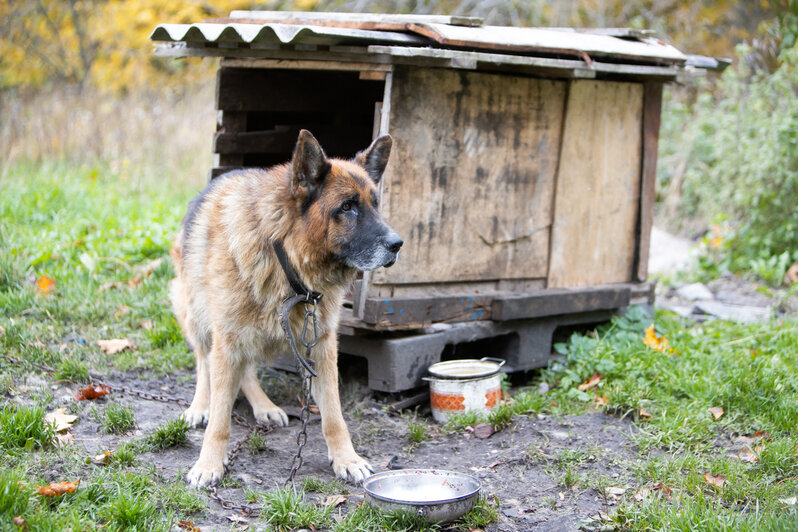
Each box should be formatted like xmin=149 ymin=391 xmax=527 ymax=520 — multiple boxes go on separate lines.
xmin=0 ymin=404 xmax=54 ymax=453
xmin=301 ymin=477 xmax=348 ymax=495
xmin=145 ymin=418 xmax=189 ymax=449
xmin=101 ymin=403 xmax=136 ymax=434
xmin=260 ymin=486 xmax=334 ymax=530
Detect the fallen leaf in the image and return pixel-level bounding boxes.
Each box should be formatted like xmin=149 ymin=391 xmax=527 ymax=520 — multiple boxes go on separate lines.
xmin=652 ymin=482 xmax=673 ymax=495
xmin=737 ymin=447 xmax=760 ymax=463
xmin=75 ymin=383 xmax=111 ymax=401
xmin=633 ymin=487 xmax=651 ymax=501
xmin=704 ymin=472 xmax=726 ymax=489
xmin=90 ymin=450 xmax=115 ymax=466
xmin=643 ymin=324 xmax=669 ymax=352
xmin=473 ymin=423 xmax=495 ymax=439
xmin=595 ymin=394 xmax=608 ymax=407
xmin=139 ymin=319 xmax=154 ymax=331
xmin=45 ymin=408 xmax=78 ymax=432
xmin=12 ymin=516 xmax=26 ymax=529
xmin=54 ymin=431 xmax=74 ymax=447
xmin=97 ymin=338 xmax=136 ymax=355
xmin=779 ymin=496 xmax=797 ymax=507
xmin=323 ymin=494 xmax=348 ymax=508
xmin=178 ymin=520 xmax=201 ymax=531
xmin=753 ymin=430 xmax=772 ymax=441
xmin=577 ymin=372 xmax=602 ymax=392
xmin=99 ymin=281 xmax=124 ymax=293
xmin=128 ymin=258 xmax=164 ymax=288
xmin=639 ymin=407 xmax=652 ymax=420
xmin=558 ymin=491 xmax=564 ymax=500
xmin=225 ymin=514 xmax=248 ymax=524
xmin=36 ymin=480 xmax=79 ymax=497
xmin=488 ymin=460 xmax=504 ymax=469
xmin=35 ymin=275 xmax=56 ymax=295
xmin=708 ymin=406 xmax=724 ymax=420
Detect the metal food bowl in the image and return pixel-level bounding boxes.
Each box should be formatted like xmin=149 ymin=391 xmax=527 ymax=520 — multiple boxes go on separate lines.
xmin=363 ymin=469 xmax=481 ymax=523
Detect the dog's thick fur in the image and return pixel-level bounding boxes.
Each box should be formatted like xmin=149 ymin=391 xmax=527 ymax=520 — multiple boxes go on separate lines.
xmin=169 ymin=130 xmax=402 ymax=487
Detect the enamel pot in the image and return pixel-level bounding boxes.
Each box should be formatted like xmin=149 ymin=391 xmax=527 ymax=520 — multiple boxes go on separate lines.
xmin=424 ymin=357 xmax=506 ymax=424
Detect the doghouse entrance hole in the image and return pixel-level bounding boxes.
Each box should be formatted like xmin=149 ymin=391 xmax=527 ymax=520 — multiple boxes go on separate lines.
xmin=217 ymin=68 xmax=384 ymax=170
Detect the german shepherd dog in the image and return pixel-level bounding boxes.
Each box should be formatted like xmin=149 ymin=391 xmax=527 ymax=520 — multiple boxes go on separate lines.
xmin=169 ymin=130 xmax=402 ymax=487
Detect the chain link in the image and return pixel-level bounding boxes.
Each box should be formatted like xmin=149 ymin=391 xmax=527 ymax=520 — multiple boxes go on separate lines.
xmin=285 ymin=369 xmax=313 ymax=487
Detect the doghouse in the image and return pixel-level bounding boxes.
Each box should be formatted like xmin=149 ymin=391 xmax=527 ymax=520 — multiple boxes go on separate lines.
xmin=151 ymin=12 xmax=721 ymax=392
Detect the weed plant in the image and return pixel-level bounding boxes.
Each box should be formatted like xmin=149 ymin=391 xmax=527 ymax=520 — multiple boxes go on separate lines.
xmin=102 ymin=403 xmax=136 ymax=434
xmin=146 ymin=418 xmax=189 ymax=450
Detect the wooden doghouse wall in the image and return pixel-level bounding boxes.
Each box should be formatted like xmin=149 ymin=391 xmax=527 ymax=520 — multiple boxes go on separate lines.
xmin=211 ymin=67 xmax=384 ymax=178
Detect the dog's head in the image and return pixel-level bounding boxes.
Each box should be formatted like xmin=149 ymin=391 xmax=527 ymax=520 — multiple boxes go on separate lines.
xmin=290 ymin=129 xmax=402 ymax=271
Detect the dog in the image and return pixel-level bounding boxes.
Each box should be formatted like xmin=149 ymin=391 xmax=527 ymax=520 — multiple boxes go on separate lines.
xmin=169 ymin=130 xmax=402 ymax=488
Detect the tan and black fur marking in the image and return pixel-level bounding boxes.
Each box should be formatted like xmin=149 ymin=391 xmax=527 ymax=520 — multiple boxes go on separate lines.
xmin=169 ymin=130 xmax=401 ymax=488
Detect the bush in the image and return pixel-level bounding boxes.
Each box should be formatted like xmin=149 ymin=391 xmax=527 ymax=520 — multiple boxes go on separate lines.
xmin=657 ymin=32 xmax=798 ymax=282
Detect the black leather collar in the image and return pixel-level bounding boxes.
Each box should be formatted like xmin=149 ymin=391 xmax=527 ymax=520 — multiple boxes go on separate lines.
xmin=272 ymin=240 xmax=323 ymax=304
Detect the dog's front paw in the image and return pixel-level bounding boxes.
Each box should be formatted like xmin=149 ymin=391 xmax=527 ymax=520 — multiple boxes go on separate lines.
xmin=182 ymin=407 xmax=209 ymax=428
xmin=330 ymin=453 xmax=374 ymax=484
xmin=187 ymin=460 xmax=224 ymax=488
xmin=253 ymin=405 xmax=289 ymax=427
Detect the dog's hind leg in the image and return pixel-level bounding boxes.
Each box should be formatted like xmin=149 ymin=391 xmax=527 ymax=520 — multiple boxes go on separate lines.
xmin=312 ymin=336 xmax=374 ymax=483
xmin=240 ymin=363 xmax=289 ymax=427
xmin=187 ymin=339 xmax=243 ymax=488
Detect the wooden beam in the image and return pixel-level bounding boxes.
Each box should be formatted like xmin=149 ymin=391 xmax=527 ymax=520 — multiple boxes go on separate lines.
xmin=214 ymin=125 xmax=373 ymax=154
xmin=491 ymin=285 xmax=631 ymax=321
xmin=635 ymin=82 xmax=663 ymax=282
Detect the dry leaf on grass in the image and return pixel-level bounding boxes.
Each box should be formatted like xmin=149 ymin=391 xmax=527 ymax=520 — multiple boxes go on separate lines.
xmin=97 ymin=338 xmax=136 ymax=354
xmin=605 ymin=487 xmax=627 ymax=500
xmin=12 ymin=516 xmax=26 ymax=529
xmin=36 ymin=480 xmax=79 ymax=497
xmin=577 ymin=372 xmax=602 ymax=392
xmin=177 ymin=520 xmax=202 ymax=531
xmin=643 ymin=325 xmax=669 ymax=352
xmin=35 ymin=275 xmax=56 ymax=295
xmin=128 ymin=258 xmax=163 ymax=288
xmin=737 ymin=446 xmax=762 ymax=463
xmin=75 ymin=383 xmax=111 ymax=401
xmin=595 ymin=394 xmax=608 ymax=407
xmin=90 ymin=450 xmax=115 ymax=466
xmin=652 ymin=482 xmax=673 ymax=495
xmin=323 ymin=494 xmax=348 ymax=508
xmin=638 ymin=407 xmax=652 ymax=420
xmin=139 ymin=319 xmax=154 ymax=331
xmin=708 ymin=406 xmax=724 ymax=420
xmin=225 ymin=514 xmax=248 ymax=524
xmin=704 ymin=473 xmax=726 ymax=489
xmin=45 ymin=408 xmax=77 ymax=432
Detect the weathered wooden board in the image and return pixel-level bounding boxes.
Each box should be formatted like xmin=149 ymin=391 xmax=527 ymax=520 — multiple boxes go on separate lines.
xmin=547 ymin=80 xmax=644 ymax=288
xmin=214 ymin=125 xmax=373 ymax=154
xmin=370 ymin=66 xmax=566 ymax=287
xmin=406 ymin=24 xmax=686 ymax=64
xmin=635 ymin=82 xmax=664 ymax=282
xmin=492 ymin=285 xmax=631 ymax=321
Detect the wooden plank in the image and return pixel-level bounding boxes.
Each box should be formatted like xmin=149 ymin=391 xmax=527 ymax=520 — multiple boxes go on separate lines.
xmin=405 ymin=24 xmax=686 ymax=64
xmin=210 ymin=166 xmax=245 ymax=179
xmin=370 ymin=67 xmax=566 ymax=287
xmin=220 ymin=57 xmax=391 ymax=73
xmin=226 ymin=11 xmax=483 ymax=27
xmin=214 ymin=125 xmax=373 ymax=154
xmin=216 ymin=67 xmax=384 ymax=112
xmin=547 ymin=80 xmax=644 ymax=288
xmin=368 ymin=45 xmax=679 ymax=79
xmin=635 ymin=82 xmax=663 ymax=282
xmin=360 ymin=294 xmax=494 ymax=326
xmin=216 ymin=110 xmax=246 ymax=167
xmin=491 ymin=285 xmax=631 ymax=321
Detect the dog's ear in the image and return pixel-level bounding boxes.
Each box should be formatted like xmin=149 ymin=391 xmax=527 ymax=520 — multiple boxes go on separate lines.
xmin=355 ymin=135 xmax=392 ymax=184
xmin=291 ymin=130 xmax=330 ymax=194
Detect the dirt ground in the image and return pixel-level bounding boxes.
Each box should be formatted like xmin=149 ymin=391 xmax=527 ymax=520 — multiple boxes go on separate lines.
xmin=41 ymin=364 xmax=641 ymax=531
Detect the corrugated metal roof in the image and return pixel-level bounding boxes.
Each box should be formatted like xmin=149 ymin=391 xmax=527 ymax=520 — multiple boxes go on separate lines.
xmin=150 ymin=23 xmax=426 ymax=47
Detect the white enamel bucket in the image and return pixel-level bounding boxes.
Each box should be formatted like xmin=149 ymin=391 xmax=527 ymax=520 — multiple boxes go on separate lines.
xmin=424 ymin=358 xmax=506 ymax=424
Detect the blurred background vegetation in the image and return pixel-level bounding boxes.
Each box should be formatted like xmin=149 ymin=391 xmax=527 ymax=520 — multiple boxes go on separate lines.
xmin=0 ymin=0 xmax=796 ymax=283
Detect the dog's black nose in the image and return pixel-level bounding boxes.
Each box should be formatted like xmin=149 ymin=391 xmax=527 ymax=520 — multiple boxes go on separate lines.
xmin=386 ymin=235 xmax=403 ymax=253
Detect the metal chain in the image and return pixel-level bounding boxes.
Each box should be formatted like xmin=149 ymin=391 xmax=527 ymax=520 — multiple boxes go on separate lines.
xmin=285 ymin=369 xmax=313 ymax=487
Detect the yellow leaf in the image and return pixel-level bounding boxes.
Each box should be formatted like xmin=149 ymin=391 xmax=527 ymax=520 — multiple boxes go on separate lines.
xmin=45 ymin=408 xmax=77 ymax=432
xmin=36 ymin=480 xmax=79 ymax=497
xmin=577 ymin=372 xmax=602 ymax=392
xmin=638 ymin=407 xmax=652 ymax=420
xmin=704 ymin=472 xmax=726 ymax=488
xmin=708 ymin=406 xmax=724 ymax=420
xmin=36 ymin=275 xmax=56 ymax=295
xmin=643 ymin=325 xmax=669 ymax=352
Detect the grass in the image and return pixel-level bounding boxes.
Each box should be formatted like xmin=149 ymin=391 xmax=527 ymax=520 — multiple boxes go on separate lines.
xmin=146 ymin=418 xmax=189 ymax=450
xmin=101 ymin=403 xmax=136 ymax=434
xmin=0 ymin=404 xmax=54 ymax=453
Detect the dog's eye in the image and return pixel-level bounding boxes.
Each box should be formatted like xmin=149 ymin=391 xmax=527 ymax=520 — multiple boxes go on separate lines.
xmin=341 ymin=201 xmax=352 ymax=212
